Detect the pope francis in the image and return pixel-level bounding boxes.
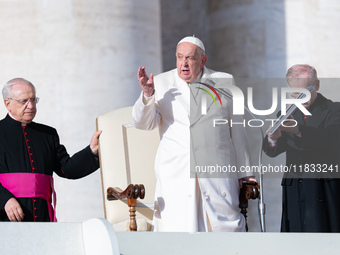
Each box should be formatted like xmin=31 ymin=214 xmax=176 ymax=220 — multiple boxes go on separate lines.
xmin=132 ymin=36 xmax=254 ymax=232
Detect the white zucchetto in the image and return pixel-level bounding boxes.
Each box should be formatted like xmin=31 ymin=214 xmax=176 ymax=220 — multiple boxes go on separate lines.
xmin=177 ymin=36 xmax=205 ymax=51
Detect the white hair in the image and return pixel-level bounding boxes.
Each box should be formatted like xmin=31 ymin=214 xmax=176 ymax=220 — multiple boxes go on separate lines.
xmin=286 ymin=64 xmax=319 ymax=87
xmin=2 ymin=78 xmax=36 ymax=100
xmin=175 ymin=43 xmax=206 ymax=57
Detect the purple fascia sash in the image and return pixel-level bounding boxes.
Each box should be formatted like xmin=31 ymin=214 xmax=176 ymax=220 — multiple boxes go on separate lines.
xmin=0 ymin=173 xmax=57 ymax=222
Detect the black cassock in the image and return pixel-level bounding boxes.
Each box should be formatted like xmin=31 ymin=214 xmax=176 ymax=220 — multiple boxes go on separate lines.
xmin=0 ymin=114 xmax=99 ymax=222
xmin=263 ymin=93 xmax=340 ymax=232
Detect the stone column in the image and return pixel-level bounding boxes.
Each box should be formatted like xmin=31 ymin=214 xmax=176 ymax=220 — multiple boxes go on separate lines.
xmin=285 ymin=0 xmax=340 ymax=99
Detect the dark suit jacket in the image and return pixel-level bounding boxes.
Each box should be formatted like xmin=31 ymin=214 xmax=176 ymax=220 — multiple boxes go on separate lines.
xmin=0 ymin=114 xmax=99 ymax=222
xmin=263 ymin=93 xmax=340 ymax=232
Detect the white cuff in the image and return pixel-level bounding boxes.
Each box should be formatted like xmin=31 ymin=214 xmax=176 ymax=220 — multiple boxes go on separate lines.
xmin=142 ymin=93 xmax=154 ymax=104
xmin=268 ymin=136 xmax=277 ymax=147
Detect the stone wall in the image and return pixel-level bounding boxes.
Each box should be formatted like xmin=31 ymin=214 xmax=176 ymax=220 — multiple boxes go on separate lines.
xmin=1 ymin=0 xmax=339 ymax=231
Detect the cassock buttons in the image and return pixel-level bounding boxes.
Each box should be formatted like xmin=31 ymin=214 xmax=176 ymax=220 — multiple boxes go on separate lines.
xmin=221 ymin=191 xmax=227 ymax=197
xmin=22 ymin=126 xmax=36 ymax=172
xmin=33 ymin=199 xmax=38 ymax=221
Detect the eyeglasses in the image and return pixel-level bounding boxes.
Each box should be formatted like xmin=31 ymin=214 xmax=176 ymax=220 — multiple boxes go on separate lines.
xmin=8 ymin=97 xmax=40 ymax=105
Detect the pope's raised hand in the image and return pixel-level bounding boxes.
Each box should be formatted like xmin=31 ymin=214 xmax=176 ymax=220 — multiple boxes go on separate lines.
xmin=138 ymin=67 xmax=154 ymax=97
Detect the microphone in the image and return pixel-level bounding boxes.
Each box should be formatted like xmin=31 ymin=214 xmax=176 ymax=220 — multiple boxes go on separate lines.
xmin=267 ymin=86 xmax=314 ymax=135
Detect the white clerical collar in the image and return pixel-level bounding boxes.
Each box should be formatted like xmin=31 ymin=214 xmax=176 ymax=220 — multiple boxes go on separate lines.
xmin=8 ymin=112 xmax=26 ymax=126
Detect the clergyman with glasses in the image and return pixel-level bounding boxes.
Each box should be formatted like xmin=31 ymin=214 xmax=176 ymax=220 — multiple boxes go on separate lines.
xmin=0 ymin=78 xmax=101 ymax=222
xmin=263 ymin=64 xmax=340 ymax=232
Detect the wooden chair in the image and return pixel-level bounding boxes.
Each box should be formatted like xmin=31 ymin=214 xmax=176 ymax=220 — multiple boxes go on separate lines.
xmin=97 ymin=106 xmax=259 ymax=232
xmin=239 ymin=181 xmax=260 ymax=232
xmin=96 ymin=106 xmax=159 ymax=231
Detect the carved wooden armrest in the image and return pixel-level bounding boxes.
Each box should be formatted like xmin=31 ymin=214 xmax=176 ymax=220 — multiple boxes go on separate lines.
xmin=239 ymin=181 xmax=260 ymax=232
xmin=107 ymin=184 xmax=145 ymax=231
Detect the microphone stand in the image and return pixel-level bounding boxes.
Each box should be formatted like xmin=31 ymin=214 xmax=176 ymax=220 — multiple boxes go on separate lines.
xmin=213 ymin=87 xmax=266 ymax=232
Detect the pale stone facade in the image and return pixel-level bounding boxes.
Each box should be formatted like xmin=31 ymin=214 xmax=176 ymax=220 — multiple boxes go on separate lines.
xmin=0 ymin=0 xmax=339 ymax=232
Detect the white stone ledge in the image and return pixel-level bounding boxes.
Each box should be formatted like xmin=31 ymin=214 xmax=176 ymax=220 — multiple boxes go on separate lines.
xmin=0 ymin=218 xmax=119 ymax=255
xmin=116 ymin=231 xmax=340 ymax=255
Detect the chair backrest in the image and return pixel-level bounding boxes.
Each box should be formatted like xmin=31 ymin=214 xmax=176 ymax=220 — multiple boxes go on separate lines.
xmin=96 ymin=106 xmax=159 ymax=231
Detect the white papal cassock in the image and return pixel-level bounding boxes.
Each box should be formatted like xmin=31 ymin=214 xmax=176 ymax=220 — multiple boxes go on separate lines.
xmin=132 ymin=66 xmax=251 ymax=232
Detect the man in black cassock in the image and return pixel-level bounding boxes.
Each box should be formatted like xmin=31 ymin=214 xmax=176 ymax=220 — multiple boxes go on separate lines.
xmin=263 ymin=64 xmax=340 ymax=232
xmin=0 ymin=78 xmax=101 ymax=222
